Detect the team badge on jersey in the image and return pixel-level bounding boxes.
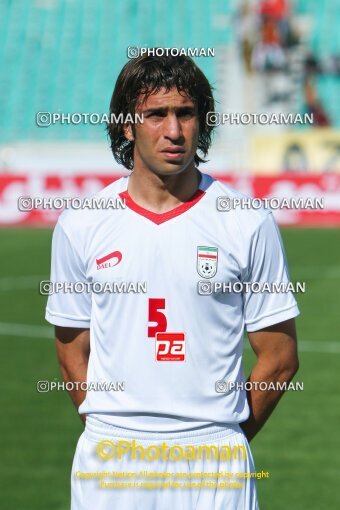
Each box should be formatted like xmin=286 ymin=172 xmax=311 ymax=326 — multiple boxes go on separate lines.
xmin=197 ymin=246 xmax=218 ymax=278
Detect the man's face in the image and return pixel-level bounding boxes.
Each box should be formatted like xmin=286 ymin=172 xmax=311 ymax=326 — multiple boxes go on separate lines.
xmin=125 ymin=87 xmax=199 ymax=176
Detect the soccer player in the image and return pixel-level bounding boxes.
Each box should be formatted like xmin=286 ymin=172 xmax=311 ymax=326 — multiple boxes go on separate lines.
xmin=46 ymin=54 xmax=299 ymax=509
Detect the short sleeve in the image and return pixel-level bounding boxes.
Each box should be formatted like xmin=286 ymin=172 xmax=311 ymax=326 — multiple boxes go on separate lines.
xmin=45 ymin=220 xmax=91 ymax=328
xmin=243 ymin=212 xmax=300 ymax=332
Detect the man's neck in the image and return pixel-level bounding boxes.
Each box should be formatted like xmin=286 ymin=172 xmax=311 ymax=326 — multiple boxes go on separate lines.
xmin=127 ymin=166 xmax=201 ymax=214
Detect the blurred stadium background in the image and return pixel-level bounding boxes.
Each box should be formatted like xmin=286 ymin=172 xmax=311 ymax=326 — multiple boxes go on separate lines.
xmin=0 ymin=0 xmax=339 ymax=509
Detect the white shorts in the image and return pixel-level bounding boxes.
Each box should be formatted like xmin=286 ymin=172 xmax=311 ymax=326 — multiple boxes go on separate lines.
xmin=71 ymin=416 xmax=259 ymax=510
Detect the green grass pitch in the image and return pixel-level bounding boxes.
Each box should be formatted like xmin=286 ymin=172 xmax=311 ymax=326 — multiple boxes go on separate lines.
xmin=0 ymin=227 xmax=339 ymax=509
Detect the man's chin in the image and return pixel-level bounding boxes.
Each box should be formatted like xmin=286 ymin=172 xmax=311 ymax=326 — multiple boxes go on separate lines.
xmin=152 ymin=158 xmax=194 ymax=176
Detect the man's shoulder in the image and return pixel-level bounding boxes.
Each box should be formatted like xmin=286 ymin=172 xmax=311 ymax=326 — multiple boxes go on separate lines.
xmin=203 ymin=174 xmax=272 ymax=234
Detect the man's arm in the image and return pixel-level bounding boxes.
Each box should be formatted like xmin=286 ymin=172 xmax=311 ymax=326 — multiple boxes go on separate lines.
xmin=240 ymin=318 xmax=299 ymax=442
xmin=55 ymin=326 xmax=90 ymax=426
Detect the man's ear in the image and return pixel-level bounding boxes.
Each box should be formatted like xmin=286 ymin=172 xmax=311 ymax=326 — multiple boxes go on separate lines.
xmin=123 ymin=123 xmax=134 ymax=142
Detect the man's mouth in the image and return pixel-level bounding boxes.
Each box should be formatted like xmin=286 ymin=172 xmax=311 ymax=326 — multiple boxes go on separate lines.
xmin=161 ymin=147 xmax=185 ymax=160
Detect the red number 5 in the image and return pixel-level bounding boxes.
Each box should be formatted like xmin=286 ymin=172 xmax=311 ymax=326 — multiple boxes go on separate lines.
xmin=148 ymin=298 xmax=167 ymax=338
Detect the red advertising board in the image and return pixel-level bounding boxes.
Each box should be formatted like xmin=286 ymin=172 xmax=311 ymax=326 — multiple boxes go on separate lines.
xmin=0 ymin=173 xmax=339 ymax=226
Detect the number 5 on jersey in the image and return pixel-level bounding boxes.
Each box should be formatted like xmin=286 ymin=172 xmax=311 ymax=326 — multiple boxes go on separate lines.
xmin=148 ymin=298 xmax=167 ymax=338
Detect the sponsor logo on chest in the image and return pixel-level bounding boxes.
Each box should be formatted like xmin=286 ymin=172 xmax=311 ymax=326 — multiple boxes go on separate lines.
xmin=96 ymin=250 xmax=122 ymax=270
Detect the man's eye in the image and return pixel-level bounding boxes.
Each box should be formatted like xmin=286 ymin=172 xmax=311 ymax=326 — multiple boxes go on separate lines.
xmin=178 ymin=110 xmax=194 ymax=118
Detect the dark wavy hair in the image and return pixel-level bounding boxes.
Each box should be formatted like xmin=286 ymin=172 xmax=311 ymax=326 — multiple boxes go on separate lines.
xmin=106 ymin=53 xmax=216 ymax=170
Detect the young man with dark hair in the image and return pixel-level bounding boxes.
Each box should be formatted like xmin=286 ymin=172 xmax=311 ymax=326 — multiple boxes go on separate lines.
xmin=46 ymin=54 xmax=299 ymax=509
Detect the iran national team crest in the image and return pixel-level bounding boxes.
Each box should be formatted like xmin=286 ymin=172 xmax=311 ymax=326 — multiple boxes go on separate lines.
xmin=197 ymin=246 xmax=218 ymax=279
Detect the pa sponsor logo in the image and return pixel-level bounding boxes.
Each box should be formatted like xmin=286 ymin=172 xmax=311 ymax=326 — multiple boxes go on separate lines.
xmin=155 ymin=332 xmax=185 ymax=361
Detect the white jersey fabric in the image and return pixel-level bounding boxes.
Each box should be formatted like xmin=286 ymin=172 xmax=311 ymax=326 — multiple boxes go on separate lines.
xmin=46 ymin=172 xmax=299 ymax=432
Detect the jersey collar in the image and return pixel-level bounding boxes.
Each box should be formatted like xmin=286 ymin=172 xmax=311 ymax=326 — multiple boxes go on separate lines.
xmin=118 ymin=172 xmax=213 ymax=225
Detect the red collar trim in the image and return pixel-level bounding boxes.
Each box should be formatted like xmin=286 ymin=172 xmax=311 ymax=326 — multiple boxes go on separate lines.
xmin=119 ymin=188 xmax=206 ymax=225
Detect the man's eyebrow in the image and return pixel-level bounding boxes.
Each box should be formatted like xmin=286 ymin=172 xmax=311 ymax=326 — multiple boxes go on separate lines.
xmin=143 ymin=107 xmax=169 ymax=114
xmin=142 ymin=105 xmax=196 ymax=114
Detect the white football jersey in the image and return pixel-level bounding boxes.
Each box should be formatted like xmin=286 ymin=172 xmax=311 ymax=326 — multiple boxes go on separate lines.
xmin=46 ymin=172 xmax=299 ymax=431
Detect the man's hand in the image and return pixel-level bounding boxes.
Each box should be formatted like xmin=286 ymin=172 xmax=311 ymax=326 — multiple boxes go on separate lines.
xmin=55 ymin=326 xmax=90 ymax=426
xmin=240 ymin=318 xmax=299 ymax=442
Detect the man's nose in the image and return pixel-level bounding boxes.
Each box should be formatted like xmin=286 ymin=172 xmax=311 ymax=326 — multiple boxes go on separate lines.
xmin=163 ymin=114 xmax=182 ymax=140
